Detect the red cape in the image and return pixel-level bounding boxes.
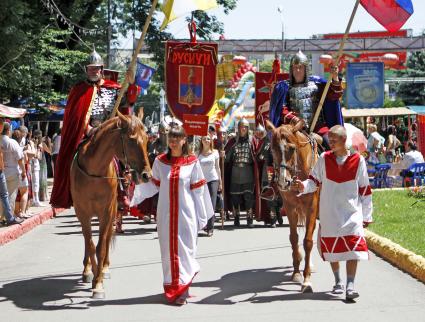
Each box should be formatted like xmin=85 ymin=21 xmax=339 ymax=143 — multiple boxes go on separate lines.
xmin=50 ymin=80 xmax=122 ymax=208
xmin=50 ymin=82 xmax=95 ymax=208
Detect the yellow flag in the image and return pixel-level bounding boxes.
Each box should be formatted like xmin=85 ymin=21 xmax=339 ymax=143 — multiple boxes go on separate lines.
xmin=161 ymin=0 xmax=218 ymax=30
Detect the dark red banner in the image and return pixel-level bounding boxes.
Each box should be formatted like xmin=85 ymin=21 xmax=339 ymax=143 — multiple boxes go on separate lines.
xmin=183 ymin=114 xmax=209 ymax=136
xmin=165 ymin=41 xmax=218 ymax=121
xmin=255 ymin=72 xmax=288 ymax=126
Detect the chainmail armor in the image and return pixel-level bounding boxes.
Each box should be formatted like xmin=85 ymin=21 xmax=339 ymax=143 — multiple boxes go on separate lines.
xmin=91 ymin=87 xmax=117 ymax=122
xmin=288 ymin=81 xmax=318 ymax=127
xmin=234 ymin=140 xmax=253 ymax=164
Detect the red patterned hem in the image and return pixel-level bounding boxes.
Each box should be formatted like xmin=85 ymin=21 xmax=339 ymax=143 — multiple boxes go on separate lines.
xmin=320 ymin=235 xmax=368 ymax=255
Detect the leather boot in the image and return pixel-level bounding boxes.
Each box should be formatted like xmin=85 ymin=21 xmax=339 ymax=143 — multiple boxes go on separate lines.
xmin=277 ymin=212 xmax=284 ymax=226
xmin=233 ymin=207 xmax=240 ymax=227
xmin=247 ymin=209 xmax=254 ymax=228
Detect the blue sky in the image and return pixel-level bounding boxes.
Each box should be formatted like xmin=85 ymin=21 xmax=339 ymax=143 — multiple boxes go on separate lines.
xmin=162 ymin=0 xmax=425 ymax=39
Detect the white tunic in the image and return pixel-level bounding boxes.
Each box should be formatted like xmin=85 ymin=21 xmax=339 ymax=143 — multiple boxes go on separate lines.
xmin=301 ymin=151 xmax=373 ymax=262
xmin=131 ymin=154 xmax=214 ymax=302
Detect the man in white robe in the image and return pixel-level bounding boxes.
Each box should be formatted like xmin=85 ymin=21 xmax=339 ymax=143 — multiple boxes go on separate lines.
xmin=293 ymin=125 xmax=373 ymax=301
xmin=131 ymin=153 xmax=214 ymax=304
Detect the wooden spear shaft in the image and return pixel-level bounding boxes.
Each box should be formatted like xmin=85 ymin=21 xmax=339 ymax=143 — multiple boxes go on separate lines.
xmin=309 ymin=0 xmax=361 ymax=133
xmin=111 ymin=0 xmax=159 ymax=118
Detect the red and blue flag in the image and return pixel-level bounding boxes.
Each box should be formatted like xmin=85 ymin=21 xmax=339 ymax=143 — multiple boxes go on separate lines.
xmin=360 ymin=0 xmax=414 ymax=32
xmin=135 ymin=61 xmax=156 ymax=90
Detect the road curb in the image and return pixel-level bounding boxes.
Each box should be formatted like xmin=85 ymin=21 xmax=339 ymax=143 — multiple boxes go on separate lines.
xmin=0 ymin=208 xmax=65 ymax=246
xmin=365 ymin=229 xmax=425 ymax=283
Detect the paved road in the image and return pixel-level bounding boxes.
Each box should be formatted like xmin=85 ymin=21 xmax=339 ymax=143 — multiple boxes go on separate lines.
xmin=1 ymin=210 xmax=424 ymax=322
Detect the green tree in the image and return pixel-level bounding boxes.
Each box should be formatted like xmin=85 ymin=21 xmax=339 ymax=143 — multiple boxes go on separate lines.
xmin=383 ymin=97 xmax=405 ymax=108
xmin=0 ymin=0 xmax=238 ymax=108
xmin=396 ymin=51 xmax=425 ymax=105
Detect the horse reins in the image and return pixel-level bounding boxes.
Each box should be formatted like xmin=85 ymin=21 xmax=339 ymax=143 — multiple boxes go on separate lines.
xmin=275 ymin=131 xmax=317 ymax=190
xmin=74 ymin=128 xmax=131 ymax=181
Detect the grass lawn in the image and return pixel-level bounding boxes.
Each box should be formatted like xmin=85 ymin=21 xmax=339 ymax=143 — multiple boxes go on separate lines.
xmin=370 ymin=189 xmax=425 ymax=257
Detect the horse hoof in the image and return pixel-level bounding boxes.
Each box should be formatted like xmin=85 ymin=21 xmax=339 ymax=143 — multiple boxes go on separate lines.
xmin=92 ymin=290 xmax=105 ymax=299
xmin=301 ymin=284 xmax=313 ymax=293
xmin=103 ymin=272 xmax=111 ymax=279
xmin=82 ymin=274 xmax=93 ymax=283
xmin=292 ymin=273 xmax=303 ymax=284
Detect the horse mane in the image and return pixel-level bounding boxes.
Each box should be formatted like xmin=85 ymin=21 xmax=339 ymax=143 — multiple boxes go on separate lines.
xmin=272 ymin=124 xmax=298 ymax=148
xmin=89 ymin=115 xmax=144 ymax=147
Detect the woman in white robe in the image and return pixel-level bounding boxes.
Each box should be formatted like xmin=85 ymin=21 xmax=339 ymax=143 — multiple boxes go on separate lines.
xmin=131 ymin=125 xmax=214 ymax=305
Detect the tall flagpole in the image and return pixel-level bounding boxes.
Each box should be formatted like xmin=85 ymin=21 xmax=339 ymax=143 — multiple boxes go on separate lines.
xmin=110 ymin=0 xmax=159 ymax=118
xmin=309 ymin=0 xmax=361 ymax=133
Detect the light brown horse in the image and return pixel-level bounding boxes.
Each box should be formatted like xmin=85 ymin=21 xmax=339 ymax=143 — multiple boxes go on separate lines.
xmin=70 ymin=113 xmax=151 ymax=299
xmin=266 ymin=120 xmax=319 ymax=293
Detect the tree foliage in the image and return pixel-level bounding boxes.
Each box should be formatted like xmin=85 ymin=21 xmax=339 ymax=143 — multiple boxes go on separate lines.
xmin=0 ymin=0 xmax=238 ymax=111
xmin=396 ymin=51 xmax=425 ymax=105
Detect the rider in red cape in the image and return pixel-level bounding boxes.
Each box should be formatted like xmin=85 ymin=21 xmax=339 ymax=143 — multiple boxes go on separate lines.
xmin=50 ymin=48 xmax=134 ymax=209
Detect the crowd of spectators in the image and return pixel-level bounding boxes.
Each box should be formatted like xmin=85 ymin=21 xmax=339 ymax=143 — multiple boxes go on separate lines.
xmin=364 ymin=117 xmax=424 ymax=185
xmin=0 ymin=119 xmax=61 ymax=226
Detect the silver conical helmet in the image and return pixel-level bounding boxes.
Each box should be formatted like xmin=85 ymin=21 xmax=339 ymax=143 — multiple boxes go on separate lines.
xmin=256 ymin=124 xmax=265 ymax=132
xmin=290 ymin=49 xmax=309 ymax=66
xmin=289 ymin=49 xmax=311 ymax=86
xmin=238 ymin=117 xmax=249 ymax=127
xmin=87 ymin=47 xmax=104 ymax=67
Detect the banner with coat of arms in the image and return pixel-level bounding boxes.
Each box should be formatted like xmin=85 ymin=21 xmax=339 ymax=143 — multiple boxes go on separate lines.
xmin=255 ymin=72 xmax=288 ymax=126
xmin=165 ymin=41 xmax=218 ymax=121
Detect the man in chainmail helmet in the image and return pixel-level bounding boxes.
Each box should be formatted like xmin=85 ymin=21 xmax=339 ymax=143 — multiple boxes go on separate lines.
xmin=269 ymin=49 xmax=344 ymax=139
xmin=261 ymin=50 xmax=344 ymax=201
xmin=224 ymin=118 xmax=267 ymax=227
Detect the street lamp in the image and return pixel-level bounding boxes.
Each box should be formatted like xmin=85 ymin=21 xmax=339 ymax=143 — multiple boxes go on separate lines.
xmin=277 ymin=5 xmax=284 ymax=71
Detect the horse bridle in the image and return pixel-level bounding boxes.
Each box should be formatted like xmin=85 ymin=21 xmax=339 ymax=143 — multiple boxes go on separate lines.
xmin=274 ymin=132 xmax=316 ymax=191
xmin=274 ymin=139 xmax=300 ymax=191
xmin=75 ymin=127 xmax=139 ymax=181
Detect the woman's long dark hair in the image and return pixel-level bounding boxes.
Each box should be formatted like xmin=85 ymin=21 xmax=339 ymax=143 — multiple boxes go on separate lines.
xmin=166 ymin=125 xmax=189 ymax=160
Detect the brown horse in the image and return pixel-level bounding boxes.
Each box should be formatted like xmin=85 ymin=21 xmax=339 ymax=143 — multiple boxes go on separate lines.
xmin=266 ymin=120 xmax=319 ymax=293
xmin=70 ymin=113 xmax=151 ymax=299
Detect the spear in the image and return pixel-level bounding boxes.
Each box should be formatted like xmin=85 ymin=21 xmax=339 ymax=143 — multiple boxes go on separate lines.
xmin=110 ymin=0 xmax=159 ymax=118
xmin=309 ymin=0 xmax=361 ymax=133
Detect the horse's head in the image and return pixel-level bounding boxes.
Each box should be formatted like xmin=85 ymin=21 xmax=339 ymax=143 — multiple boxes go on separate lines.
xmin=266 ymin=120 xmax=301 ymax=192
xmin=116 ymin=112 xmax=151 ymax=184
